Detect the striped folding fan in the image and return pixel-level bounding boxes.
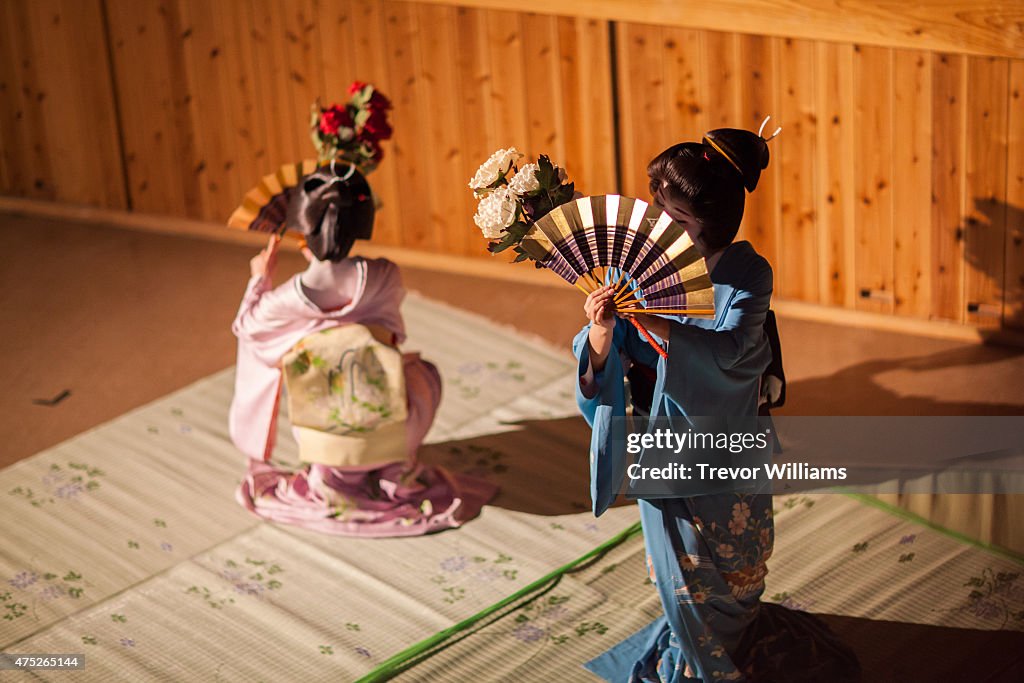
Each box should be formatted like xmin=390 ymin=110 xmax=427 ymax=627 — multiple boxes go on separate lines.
xmin=227 ymin=159 xmax=320 ymax=234
xmin=519 ymin=194 xmax=715 ymax=319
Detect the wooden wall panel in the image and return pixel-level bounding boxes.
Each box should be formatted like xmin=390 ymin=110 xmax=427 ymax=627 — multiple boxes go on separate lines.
xmin=449 ymin=6 xmax=495 ymax=252
xmin=777 ymin=37 xmax=818 ymax=302
xmin=248 ymin=0 xmax=324 ymax=173
xmin=0 ymin=29 xmax=8 ymax=193
xmin=177 ymin=0 xmax=263 ymax=222
xmin=736 ymin=35 xmax=780 ymax=270
xmin=0 ymin=0 xmax=54 ymax=201
xmin=383 ymin=2 xmax=432 ymax=250
xmin=107 ymin=0 xmax=325 ymax=223
xmin=814 ymin=42 xmax=855 ymax=309
xmin=891 ymin=49 xmax=932 ymax=318
xmin=482 ymin=11 xmax=529 ymax=162
xmin=347 ymin=0 xmax=401 ymax=247
xmin=852 ymin=45 xmax=894 ymax=314
xmin=416 ymin=2 xmax=467 ymax=254
xmin=554 ymin=16 xmax=582 ymax=189
xmin=702 ymin=32 xmax=740 ymax=130
xmin=330 ymin=3 xmax=617 ymax=256
xmin=0 ymin=0 xmax=125 ymax=209
xmin=2 ymin=0 xmax=1021 ymax=327
xmin=317 ymin=0 xmax=358 ymax=104
xmin=963 ymin=56 xmax=1009 ymax=328
xmin=615 ymin=22 xmax=667 ymax=200
xmin=663 ymin=27 xmax=707 ymax=144
xmin=1007 ymin=61 xmax=1024 ymax=330
xmin=0 ymin=2 xmax=10 ymax=193
xmin=521 ymin=14 xmax=565 ymax=164
xmin=218 ymin=0 xmax=272 ymax=220
xmin=611 ymin=20 xmax=1020 ymax=329
xmin=930 ymin=53 xmax=967 ymax=322
xmin=2 ymin=0 xmax=616 ymax=256
xmin=558 ymin=17 xmax=616 ymax=196
xmin=105 ymin=0 xmax=200 ymax=217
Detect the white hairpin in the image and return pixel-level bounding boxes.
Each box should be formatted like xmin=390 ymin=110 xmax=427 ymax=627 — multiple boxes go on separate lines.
xmin=758 ymin=115 xmax=782 ymax=141
xmin=329 ymin=158 xmax=357 ymax=184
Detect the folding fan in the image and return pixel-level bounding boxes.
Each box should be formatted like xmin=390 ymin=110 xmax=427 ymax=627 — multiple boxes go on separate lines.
xmin=519 ymin=194 xmax=715 ymax=356
xmin=227 ymin=159 xmax=320 ymax=234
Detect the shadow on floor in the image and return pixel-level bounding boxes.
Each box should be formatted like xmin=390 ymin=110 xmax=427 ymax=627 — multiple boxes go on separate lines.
xmin=819 ymin=612 xmax=1024 ymax=682
xmin=419 ymin=416 xmax=625 ymax=517
xmin=782 ymin=343 xmax=1024 ymax=416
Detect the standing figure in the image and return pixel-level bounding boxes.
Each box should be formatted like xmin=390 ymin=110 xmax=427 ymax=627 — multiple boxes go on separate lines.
xmin=577 ymin=129 xmax=858 ymax=681
xmin=229 ymin=164 xmax=496 ymax=537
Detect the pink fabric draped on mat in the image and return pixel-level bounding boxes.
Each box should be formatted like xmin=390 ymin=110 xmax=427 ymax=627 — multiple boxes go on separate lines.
xmin=229 ymin=257 xmax=497 ymax=536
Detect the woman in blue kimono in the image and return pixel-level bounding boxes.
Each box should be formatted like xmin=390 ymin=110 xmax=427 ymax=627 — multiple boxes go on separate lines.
xmin=576 ymin=128 xmax=858 ymax=682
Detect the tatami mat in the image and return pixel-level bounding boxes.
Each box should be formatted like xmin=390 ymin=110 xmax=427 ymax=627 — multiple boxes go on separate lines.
xmin=1 ymin=295 xmax=1021 ymax=681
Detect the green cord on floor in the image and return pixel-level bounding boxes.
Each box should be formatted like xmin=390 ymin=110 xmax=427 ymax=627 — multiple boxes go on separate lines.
xmin=353 ymin=521 xmax=644 ymax=683
xmin=842 ymin=492 xmax=1024 ymax=564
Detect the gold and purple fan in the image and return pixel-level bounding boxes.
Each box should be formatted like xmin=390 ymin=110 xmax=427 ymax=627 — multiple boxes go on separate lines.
xmin=227 ymin=159 xmax=320 ymax=235
xmin=519 ymin=194 xmax=715 ymax=356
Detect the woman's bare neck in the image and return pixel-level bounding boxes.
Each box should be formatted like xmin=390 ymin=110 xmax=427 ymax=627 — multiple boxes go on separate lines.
xmin=299 ymin=258 xmax=359 ymax=310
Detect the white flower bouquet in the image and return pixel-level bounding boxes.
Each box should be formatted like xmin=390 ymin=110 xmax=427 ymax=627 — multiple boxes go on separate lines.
xmin=469 ymin=148 xmax=575 ymax=262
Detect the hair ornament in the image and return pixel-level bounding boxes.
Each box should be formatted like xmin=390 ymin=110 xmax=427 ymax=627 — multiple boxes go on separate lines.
xmin=703 ymin=136 xmax=744 ymax=176
xmin=310 ymin=82 xmax=393 ymax=173
xmin=329 ymin=158 xmax=357 ymax=184
xmin=702 ymin=118 xmax=777 ymax=193
xmin=758 ymin=115 xmax=782 ymax=142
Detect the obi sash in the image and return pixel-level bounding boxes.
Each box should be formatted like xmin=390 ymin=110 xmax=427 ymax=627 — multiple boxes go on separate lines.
xmin=281 ymin=324 xmax=408 ymax=467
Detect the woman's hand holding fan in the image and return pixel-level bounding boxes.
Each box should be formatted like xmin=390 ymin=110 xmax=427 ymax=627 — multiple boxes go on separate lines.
xmin=584 ymin=286 xmax=617 ymax=331
xmin=250 ymin=234 xmax=281 ymax=278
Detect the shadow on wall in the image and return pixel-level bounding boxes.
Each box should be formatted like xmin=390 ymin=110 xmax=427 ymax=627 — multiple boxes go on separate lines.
xmin=963 ymin=197 xmax=1024 ymax=335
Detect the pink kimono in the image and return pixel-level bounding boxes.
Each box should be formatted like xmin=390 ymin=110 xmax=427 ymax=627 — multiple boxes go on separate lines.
xmin=229 ymin=257 xmax=496 ymax=536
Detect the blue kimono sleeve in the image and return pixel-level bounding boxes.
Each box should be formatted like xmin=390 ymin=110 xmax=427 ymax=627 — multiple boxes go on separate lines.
xmin=572 ymin=319 xmax=636 ymax=517
xmin=663 ymin=263 xmax=773 ymax=417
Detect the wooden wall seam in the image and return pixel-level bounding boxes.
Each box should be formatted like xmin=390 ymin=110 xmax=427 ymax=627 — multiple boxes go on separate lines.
xmin=98 ymin=0 xmax=133 ymax=212
xmin=607 ymin=20 xmax=622 ymax=193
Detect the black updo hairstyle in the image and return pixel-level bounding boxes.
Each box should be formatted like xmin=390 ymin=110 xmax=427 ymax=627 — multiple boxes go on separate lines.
xmin=647 ymin=127 xmax=771 ymax=252
xmin=286 ymin=163 xmax=375 ymax=262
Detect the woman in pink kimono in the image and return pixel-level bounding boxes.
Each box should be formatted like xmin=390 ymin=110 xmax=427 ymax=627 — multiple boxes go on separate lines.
xmin=229 ymin=164 xmax=496 ymax=536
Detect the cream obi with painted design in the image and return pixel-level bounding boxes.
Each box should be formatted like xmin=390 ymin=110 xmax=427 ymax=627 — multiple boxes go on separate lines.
xmin=281 ymin=325 xmax=408 ymax=467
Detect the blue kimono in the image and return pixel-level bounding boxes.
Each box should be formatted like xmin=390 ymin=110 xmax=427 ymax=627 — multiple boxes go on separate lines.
xmin=576 ymin=240 xmax=774 ymax=682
